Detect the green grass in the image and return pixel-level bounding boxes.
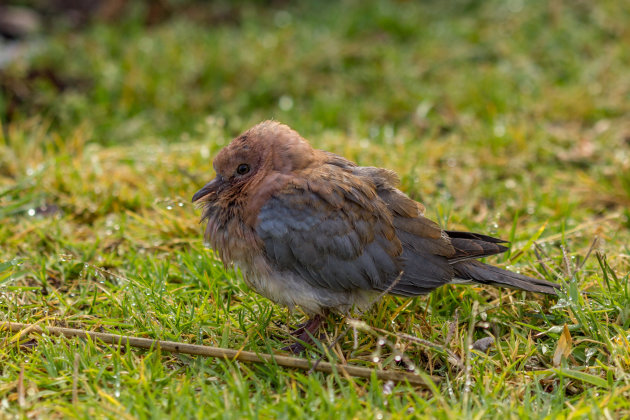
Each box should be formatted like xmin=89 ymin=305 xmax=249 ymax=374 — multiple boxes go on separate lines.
xmin=1 ymin=0 xmax=630 ymax=418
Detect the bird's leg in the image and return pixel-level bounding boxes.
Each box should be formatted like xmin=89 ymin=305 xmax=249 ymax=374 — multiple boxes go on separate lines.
xmin=271 ymin=316 xmax=316 ymax=340
xmin=282 ymin=313 xmax=326 ymax=354
xmin=287 ymin=319 xmax=315 ymax=337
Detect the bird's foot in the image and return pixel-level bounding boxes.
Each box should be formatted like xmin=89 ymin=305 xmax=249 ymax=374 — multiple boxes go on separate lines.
xmin=281 ymin=314 xmax=325 ymax=354
xmin=270 ymin=319 xmax=309 ymax=341
xmin=286 ymin=320 xmax=310 ymax=337
xmin=282 ymin=341 xmax=308 ymax=354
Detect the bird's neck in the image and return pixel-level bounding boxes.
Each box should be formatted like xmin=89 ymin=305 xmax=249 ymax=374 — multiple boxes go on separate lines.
xmin=203 ymin=196 xmax=263 ymax=267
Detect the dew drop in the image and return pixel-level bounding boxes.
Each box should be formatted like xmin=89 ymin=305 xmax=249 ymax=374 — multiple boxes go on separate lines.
xmin=278 ymin=95 xmax=293 ymax=111
xmin=550 ymin=299 xmax=571 ymax=310
xmin=383 ymin=125 xmax=394 ymax=141
xmin=585 ymin=347 xmax=597 ymax=364
xmin=493 ymin=122 xmax=506 ymax=137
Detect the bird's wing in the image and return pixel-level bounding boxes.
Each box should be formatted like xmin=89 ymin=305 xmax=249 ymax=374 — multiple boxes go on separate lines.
xmin=255 ymin=166 xmax=403 ymax=292
xmin=350 ymin=166 xmax=457 ymax=295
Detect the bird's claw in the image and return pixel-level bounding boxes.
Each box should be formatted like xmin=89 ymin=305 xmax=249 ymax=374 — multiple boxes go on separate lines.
xmin=280 ymin=314 xmax=325 ymax=353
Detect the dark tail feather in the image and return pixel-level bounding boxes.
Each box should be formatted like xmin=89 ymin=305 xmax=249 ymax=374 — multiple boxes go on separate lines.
xmin=445 ymin=230 xmax=508 ymax=244
xmin=452 ymin=260 xmax=560 ymax=295
xmin=445 ymin=230 xmax=509 ymax=263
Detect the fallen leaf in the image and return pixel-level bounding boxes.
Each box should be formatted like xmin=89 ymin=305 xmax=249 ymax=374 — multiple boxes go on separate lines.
xmin=552 ymin=324 xmax=573 ymax=367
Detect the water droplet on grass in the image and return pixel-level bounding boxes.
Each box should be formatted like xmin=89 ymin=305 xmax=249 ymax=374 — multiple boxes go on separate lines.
xmin=493 ymin=122 xmax=506 ymax=137
xmin=551 ymin=299 xmax=571 ymax=310
xmin=278 ymin=95 xmax=293 ymax=111
xmin=383 ymin=380 xmax=394 ymax=395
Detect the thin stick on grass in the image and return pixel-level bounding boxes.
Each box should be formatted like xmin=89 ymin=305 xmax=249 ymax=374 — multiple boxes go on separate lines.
xmin=577 ymin=236 xmax=599 ymax=272
xmin=308 ymin=271 xmax=405 ymax=373
xmin=1 ymin=322 xmax=439 ymax=387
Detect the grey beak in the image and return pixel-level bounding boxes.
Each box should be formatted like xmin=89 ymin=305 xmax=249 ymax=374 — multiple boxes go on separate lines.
xmin=192 ymin=177 xmax=223 ymax=202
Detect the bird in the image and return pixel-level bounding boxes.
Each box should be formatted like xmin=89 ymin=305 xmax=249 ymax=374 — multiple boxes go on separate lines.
xmin=192 ymin=121 xmax=559 ymax=352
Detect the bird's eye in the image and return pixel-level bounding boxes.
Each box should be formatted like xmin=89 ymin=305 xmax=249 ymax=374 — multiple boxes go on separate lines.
xmin=236 ymin=164 xmax=250 ymax=175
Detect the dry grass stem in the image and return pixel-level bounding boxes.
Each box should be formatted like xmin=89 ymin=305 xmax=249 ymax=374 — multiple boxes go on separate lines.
xmin=1 ymin=322 xmax=439 ymax=387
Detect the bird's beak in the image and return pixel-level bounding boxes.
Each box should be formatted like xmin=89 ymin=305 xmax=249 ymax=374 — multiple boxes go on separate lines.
xmin=192 ymin=176 xmax=223 ymax=203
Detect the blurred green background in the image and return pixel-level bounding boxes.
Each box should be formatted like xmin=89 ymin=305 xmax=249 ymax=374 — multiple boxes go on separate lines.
xmin=2 ymin=0 xmax=627 ymax=143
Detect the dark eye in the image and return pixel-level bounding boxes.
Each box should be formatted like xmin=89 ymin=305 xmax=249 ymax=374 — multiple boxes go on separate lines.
xmin=236 ymin=164 xmax=250 ymax=175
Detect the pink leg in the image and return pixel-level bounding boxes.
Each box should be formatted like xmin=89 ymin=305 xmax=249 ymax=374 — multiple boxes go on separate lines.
xmin=282 ymin=314 xmax=326 ymax=353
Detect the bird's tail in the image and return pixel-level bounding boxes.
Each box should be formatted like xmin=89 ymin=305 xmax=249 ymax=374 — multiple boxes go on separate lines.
xmin=452 ymin=260 xmax=559 ymax=295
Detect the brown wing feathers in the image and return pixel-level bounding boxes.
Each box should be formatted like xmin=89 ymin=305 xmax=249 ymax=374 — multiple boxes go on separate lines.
xmin=365 ymin=166 xmax=558 ymax=295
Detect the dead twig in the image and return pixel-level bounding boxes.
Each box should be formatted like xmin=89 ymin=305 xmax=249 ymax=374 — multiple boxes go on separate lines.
xmin=308 ymin=271 xmax=405 ymax=373
xmin=1 ymin=322 xmax=439 ymax=387
xmin=18 ymin=365 xmax=25 ymax=408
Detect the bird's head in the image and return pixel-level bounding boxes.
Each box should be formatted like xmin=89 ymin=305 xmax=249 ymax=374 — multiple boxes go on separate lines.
xmin=192 ymin=121 xmax=316 ymax=205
